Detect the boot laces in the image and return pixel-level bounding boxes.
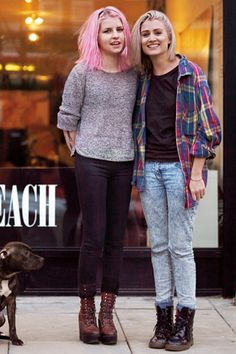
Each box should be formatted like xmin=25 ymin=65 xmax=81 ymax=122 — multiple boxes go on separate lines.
xmin=174 ymin=314 xmax=189 ymax=338
xmin=154 ymin=311 xmax=168 ymax=336
xmin=84 ymin=310 xmax=96 ymax=326
xmin=100 ymin=294 xmax=116 ymax=325
xmin=81 ymin=299 xmax=96 ymax=326
xmin=100 ymin=304 xmax=114 ymax=324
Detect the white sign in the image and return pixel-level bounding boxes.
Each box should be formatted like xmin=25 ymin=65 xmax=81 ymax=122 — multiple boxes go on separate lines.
xmin=0 ymin=184 xmax=57 ymax=227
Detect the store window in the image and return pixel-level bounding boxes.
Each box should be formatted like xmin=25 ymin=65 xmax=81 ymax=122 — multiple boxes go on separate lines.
xmin=166 ymin=0 xmax=223 ymax=248
xmin=0 ymin=0 xmax=223 ymax=249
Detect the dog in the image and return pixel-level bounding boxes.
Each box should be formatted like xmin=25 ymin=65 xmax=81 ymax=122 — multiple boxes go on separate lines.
xmin=0 ymin=241 xmax=44 ymax=345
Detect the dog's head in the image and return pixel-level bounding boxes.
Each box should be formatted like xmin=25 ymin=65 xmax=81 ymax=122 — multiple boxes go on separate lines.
xmin=0 ymin=242 xmax=44 ymax=275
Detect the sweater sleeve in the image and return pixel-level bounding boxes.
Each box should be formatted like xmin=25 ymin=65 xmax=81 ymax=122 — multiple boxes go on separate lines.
xmin=190 ymin=70 xmax=222 ymax=159
xmin=57 ymin=63 xmax=86 ymax=131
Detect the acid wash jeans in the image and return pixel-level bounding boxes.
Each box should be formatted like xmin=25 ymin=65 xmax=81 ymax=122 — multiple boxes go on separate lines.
xmin=140 ymin=161 xmax=198 ymax=310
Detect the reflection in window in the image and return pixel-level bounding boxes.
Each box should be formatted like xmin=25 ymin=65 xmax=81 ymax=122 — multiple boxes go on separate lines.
xmin=0 ymin=0 xmax=80 ymax=169
xmin=0 ymin=0 xmax=223 ymax=249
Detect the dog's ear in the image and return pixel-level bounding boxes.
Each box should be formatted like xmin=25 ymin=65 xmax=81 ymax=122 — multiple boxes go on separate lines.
xmin=0 ymin=249 xmax=8 ymax=259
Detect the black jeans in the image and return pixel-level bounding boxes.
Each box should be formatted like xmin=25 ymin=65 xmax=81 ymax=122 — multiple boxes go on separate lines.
xmin=75 ymin=154 xmax=133 ymax=298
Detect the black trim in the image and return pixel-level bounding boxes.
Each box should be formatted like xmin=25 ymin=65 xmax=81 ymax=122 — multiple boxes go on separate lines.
xmin=223 ymin=0 xmax=236 ymax=297
xmin=22 ymin=247 xmax=223 ymax=296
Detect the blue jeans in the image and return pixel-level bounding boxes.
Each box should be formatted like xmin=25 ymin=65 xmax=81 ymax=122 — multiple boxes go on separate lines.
xmin=140 ymin=161 xmax=197 ymax=309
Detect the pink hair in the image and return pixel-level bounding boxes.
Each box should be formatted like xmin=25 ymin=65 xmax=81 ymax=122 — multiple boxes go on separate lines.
xmin=77 ymin=6 xmax=131 ymax=71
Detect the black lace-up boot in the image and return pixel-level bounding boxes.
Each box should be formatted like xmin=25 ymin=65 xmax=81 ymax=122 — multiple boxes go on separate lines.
xmin=165 ymin=307 xmax=195 ymax=351
xmin=149 ymin=305 xmax=173 ymax=349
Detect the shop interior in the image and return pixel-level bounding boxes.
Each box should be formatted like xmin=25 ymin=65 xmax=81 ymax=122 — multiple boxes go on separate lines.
xmin=0 ymin=0 xmax=223 ymax=249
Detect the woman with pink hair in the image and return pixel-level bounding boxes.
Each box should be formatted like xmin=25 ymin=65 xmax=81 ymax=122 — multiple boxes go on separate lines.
xmin=57 ymin=6 xmax=137 ymax=345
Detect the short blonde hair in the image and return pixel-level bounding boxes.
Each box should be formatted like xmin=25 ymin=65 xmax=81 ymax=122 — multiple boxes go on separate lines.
xmin=131 ymin=10 xmax=176 ymax=70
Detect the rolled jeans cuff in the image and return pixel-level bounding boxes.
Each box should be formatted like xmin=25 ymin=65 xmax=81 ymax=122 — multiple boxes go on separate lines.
xmin=155 ymin=299 xmax=173 ymax=308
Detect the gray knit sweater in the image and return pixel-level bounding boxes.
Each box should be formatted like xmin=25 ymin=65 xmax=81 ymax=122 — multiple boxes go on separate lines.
xmin=57 ymin=62 xmax=137 ymax=161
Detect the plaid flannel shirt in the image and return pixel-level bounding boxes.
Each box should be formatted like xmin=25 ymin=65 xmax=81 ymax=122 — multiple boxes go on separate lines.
xmin=132 ymin=56 xmax=222 ymax=208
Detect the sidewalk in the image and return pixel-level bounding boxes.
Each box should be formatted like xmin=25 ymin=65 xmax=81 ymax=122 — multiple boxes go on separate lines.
xmin=0 ymin=296 xmax=235 ymax=354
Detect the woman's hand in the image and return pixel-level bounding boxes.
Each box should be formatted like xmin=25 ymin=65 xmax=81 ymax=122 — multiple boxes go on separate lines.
xmin=190 ymin=157 xmax=206 ymax=201
xmin=63 ymin=130 xmax=77 ymax=154
xmin=189 ymin=178 xmax=206 ymax=201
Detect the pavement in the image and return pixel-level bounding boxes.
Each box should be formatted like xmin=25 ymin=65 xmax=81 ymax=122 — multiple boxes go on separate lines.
xmin=0 ymin=296 xmax=235 ymax=354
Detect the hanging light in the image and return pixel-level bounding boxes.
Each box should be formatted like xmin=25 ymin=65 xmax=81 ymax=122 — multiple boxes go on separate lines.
xmin=22 ymin=65 xmax=35 ymax=72
xmin=25 ymin=16 xmax=33 ymax=25
xmin=28 ymin=33 xmax=40 ymax=42
xmin=25 ymin=0 xmax=33 ymax=3
xmin=36 ymin=75 xmax=51 ymax=82
xmin=34 ymin=17 xmax=44 ymax=25
xmin=25 ymin=14 xmax=44 ymax=26
xmin=5 ymin=63 xmax=22 ymax=72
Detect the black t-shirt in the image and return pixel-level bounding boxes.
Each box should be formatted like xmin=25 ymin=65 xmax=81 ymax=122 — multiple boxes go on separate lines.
xmin=145 ymin=65 xmax=179 ymax=162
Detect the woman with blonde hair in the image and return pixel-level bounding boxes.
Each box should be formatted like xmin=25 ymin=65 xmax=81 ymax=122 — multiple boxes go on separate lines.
xmin=131 ymin=10 xmax=221 ymax=351
xmin=58 ymin=6 xmax=137 ymax=345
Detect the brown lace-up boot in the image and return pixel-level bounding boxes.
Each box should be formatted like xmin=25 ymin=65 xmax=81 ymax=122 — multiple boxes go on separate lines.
xmin=165 ymin=307 xmax=195 ymax=351
xmin=98 ymin=292 xmax=117 ymax=345
xmin=149 ymin=305 xmax=173 ymax=348
xmin=79 ymin=297 xmax=99 ymax=344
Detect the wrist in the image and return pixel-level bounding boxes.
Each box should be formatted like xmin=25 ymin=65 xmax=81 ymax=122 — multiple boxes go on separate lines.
xmin=190 ymin=177 xmax=203 ymax=182
xmin=191 ymin=171 xmax=202 ymax=180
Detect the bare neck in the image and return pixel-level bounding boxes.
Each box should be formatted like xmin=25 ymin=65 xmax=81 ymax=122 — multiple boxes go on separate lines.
xmin=101 ymin=54 xmax=121 ymax=73
xmin=151 ymin=55 xmax=179 ymax=76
